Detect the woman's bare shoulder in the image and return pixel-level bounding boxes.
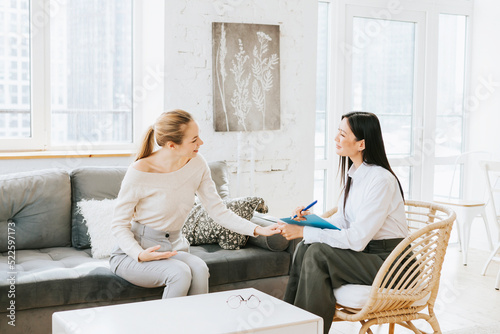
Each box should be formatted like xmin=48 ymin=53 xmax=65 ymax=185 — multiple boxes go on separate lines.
xmin=131 ymin=158 xmax=153 ymax=172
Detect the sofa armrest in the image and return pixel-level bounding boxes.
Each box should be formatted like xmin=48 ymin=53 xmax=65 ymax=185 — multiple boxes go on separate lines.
xmin=248 ymin=213 xmax=290 ymax=252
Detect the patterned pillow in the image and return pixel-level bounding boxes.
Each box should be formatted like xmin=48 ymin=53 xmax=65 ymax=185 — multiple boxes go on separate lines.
xmin=182 ymin=197 xmax=265 ymax=250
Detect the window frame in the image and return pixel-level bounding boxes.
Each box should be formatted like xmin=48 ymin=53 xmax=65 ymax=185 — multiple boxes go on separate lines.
xmin=0 ymin=0 xmax=164 ymax=152
xmin=316 ymin=0 xmax=474 ymax=208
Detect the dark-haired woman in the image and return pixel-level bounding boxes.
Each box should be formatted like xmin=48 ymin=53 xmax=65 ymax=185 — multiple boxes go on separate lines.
xmin=278 ymin=112 xmax=407 ymax=334
xmin=109 ymin=109 xmax=280 ymax=299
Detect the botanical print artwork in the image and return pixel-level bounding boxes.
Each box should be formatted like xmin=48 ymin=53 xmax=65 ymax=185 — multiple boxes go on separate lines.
xmin=213 ymin=22 xmax=280 ymax=131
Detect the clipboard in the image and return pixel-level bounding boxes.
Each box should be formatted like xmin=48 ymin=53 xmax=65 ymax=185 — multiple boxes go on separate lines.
xmin=280 ymin=214 xmax=341 ymax=230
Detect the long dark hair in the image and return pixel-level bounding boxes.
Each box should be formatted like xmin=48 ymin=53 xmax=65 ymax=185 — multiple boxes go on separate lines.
xmin=339 ymin=112 xmax=404 ymax=212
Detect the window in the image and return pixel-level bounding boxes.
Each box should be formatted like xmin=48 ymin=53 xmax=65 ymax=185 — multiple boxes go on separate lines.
xmin=315 ymin=1 xmax=330 ymax=212
xmin=9 ymin=61 xmax=18 ymax=80
xmin=0 ymin=0 xmax=144 ymax=151
xmin=50 ymin=0 xmax=133 ymax=145
xmin=316 ymin=0 xmax=472 ymax=205
xmin=433 ymin=14 xmax=468 ymax=199
xmin=22 ymin=85 xmax=29 ymax=105
xmin=0 ymin=0 xmax=30 ymax=141
xmin=9 ymin=85 xmax=18 ymax=104
xmin=350 ymin=16 xmax=417 ymax=196
xmin=10 ymin=117 xmax=18 ymax=128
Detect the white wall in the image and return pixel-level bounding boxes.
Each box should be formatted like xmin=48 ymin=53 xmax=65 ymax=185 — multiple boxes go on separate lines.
xmin=161 ymin=0 xmax=318 ymax=216
xmin=2 ymin=1 xmax=318 ymax=217
xmin=468 ymin=0 xmax=500 ymax=156
xmin=467 ymin=0 xmax=500 ymax=239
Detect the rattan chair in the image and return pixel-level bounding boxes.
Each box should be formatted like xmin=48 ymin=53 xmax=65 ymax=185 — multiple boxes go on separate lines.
xmin=323 ymin=200 xmax=456 ymax=334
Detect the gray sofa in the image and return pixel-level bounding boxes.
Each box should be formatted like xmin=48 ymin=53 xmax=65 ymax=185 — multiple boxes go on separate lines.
xmin=0 ymin=162 xmax=297 ymax=334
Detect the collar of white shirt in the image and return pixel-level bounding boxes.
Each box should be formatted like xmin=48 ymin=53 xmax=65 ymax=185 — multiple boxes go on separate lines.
xmin=347 ymin=162 xmax=370 ymax=181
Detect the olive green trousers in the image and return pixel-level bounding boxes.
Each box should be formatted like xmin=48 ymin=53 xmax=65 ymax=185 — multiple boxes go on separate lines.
xmin=284 ymin=239 xmax=404 ymax=334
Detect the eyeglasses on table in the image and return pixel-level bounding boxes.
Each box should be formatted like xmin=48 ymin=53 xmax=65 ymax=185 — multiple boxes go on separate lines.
xmin=226 ymin=294 xmax=261 ymax=309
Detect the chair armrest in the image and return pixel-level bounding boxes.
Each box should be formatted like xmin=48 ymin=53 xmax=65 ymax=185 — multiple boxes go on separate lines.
xmin=322 ymin=207 xmax=338 ymax=219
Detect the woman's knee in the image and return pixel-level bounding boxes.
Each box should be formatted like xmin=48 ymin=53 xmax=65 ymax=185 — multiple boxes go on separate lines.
xmin=195 ymin=260 xmax=210 ymax=278
xmin=304 ymin=243 xmax=328 ymax=258
xmin=306 ymin=243 xmax=346 ymax=258
xmin=177 ymin=253 xmax=209 ymax=278
xmin=166 ymin=261 xmax=192 ymax=284
xmin=189 ymin=257 xmax=210 ymax=281
xmin=302 ymin=243 xmax=338 ymax=269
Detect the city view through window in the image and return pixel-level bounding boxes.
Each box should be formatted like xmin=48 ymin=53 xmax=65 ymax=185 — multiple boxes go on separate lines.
xmin=0 ymin=0 xmax=133 ymax=145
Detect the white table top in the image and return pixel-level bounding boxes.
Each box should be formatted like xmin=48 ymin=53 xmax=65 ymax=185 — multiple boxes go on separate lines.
xmin=52 ymin=288 xmax=323 ymax=334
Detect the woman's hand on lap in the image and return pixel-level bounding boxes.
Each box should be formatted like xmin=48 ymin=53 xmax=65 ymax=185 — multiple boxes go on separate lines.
xmin=138 ymin=245 xmax=178 ymax=262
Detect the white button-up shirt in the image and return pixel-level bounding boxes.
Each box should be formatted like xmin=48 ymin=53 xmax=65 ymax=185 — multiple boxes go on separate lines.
xmin=303 ymin=162 xmax=407 ymax=251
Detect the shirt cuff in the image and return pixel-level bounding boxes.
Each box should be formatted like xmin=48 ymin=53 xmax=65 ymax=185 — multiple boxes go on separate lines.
xmin=303 ymin=226 xmax=321 ymax=244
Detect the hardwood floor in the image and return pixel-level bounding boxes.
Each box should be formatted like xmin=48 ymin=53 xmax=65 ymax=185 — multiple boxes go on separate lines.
xmin=329 ymin=222 xmax=500 ymax=334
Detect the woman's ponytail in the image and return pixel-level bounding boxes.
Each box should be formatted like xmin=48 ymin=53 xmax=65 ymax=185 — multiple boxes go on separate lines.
xmin=135 ymin=125 xmax=156 ymax=161
xmin=135 ymin=109 xmax=194 ymax=162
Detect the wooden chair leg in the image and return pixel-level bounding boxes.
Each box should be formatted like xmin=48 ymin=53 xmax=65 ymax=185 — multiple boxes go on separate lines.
xmin=424 ymin=315 xmax=442 ymax=334
xmin=359 ymin=319 xmax=376 ymax=334
xmin=405 ymin=321 xmax=424 ymax=334
xmin=389 ymin=323 xmax=395 ymax=334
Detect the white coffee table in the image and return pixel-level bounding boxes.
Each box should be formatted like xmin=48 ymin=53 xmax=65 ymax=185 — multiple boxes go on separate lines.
xmin=52 ymin=288 xmax=323 ymax=333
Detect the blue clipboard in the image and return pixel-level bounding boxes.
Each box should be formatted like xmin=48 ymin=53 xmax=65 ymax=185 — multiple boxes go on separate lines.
xmin=280 ymin=214 xmax=341 ymax=230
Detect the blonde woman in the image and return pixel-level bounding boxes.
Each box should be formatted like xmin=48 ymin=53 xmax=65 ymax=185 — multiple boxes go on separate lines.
xmin=109 ymin=109 xmax=280 ymax=298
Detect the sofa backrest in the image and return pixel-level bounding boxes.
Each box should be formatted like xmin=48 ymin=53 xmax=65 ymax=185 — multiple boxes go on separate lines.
xmin=0 ymin=169 xmax=71 ymax=252
xmin=71 ymin=161 xmax=231 ymax=249
xmin=70 ymin=167 xmax=128 ymax=249
xmin=206 ymin=161 xmax=230 ymax=200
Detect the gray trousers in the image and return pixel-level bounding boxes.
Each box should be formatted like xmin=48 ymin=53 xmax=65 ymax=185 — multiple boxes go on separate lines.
xmin=109 ymin=222 xmax=209 ymax=299
xmin=110 ymin=250 xmax=209 ymax=298
xmin=284 ymin=239 xmax=403 ymax=334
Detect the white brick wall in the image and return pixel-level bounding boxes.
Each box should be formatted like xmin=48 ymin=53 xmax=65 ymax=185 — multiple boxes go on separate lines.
xmin=162 ymin=0 xmax=318 ymax=216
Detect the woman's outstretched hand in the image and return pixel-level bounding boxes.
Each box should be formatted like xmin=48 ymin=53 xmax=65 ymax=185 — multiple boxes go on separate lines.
xmin=138 ymin=245 xmax=178 ymax=262
xmin=254 ymin=223 xmax=282 ymax=236
xmin=277 ymin=222 xmax=304 ymax=240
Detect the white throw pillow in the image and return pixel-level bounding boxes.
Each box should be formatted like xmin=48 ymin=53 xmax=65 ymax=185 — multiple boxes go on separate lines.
xmin=77 ymin=198 xmax=116 ymax=259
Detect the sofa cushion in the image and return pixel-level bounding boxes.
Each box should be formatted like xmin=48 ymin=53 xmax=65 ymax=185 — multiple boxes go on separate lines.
xmin=191 ymin=244 xmax=291 ymax=286
xmin=77 ymin=199 xmax=116 ymax=259
xmin=0 ymin=247 xmax=164 ymax=312
xmin=70 ymin=167 xmax=127 ymax=249
xmin=182 ymin=197 xmax=264 ymax=250
xmin=70 ymin=162 xmax=233 ymax=249
xmin=333 ymin=284 xmax=431 ymax=309
xmin=0 ymin=244 xmax=290 ymax=312
xmin=0 ymin=169 xmax=71 ymax=252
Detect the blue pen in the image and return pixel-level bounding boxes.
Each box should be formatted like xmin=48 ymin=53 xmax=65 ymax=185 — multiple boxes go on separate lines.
xmin=292 ymin=200 xmax=318 ymax=219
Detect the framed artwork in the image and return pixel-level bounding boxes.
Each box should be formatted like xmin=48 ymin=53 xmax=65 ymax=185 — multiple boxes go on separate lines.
xmin=213 ymin=22 xmax=280 ymax=132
